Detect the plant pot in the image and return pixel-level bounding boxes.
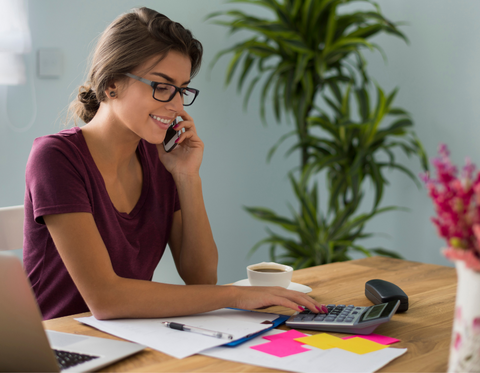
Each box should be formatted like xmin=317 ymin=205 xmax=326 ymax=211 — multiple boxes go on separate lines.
xmin=448 ymin=260 xmax=480 ymax=372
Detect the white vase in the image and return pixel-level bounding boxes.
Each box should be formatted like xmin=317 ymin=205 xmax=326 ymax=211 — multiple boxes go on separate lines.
xmin=448 ymin=260 xmax=480 ymax=372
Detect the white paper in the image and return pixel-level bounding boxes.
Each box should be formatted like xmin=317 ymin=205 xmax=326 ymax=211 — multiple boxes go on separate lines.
xmin=201 ymin=329 xmax=408 ymax=373
xmin=75 ymin=308 xmax=278 ymax=359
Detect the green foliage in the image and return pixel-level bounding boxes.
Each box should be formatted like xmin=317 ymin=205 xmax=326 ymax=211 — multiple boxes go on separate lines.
xmin=245 ymin=174 xmax=402 ymax=268
xmin=305 ymin=82 xmax=428 ymax=214
xmin=245 ymin=83 xmax=426 ymax=268
xmin=209 ymin=0 xmax=428 ymax=268
xmin=208 ymin=0 xmax=408 ymax=165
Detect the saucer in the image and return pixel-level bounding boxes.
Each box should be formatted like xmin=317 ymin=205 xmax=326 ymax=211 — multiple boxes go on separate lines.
xmin=232 ymin=279 xmax=312 ymax=293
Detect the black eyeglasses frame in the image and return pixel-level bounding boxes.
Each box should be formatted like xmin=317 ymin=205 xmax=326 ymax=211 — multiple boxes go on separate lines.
xmin=124 ymin=73 xmax=199 ymax=106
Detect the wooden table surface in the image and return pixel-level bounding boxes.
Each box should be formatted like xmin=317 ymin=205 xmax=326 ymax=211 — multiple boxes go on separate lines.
xmin=43 ymin=257 xmax=457 ymax=372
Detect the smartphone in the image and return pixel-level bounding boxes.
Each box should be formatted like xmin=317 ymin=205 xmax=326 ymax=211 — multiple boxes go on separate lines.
xmin=163 ymin=120 xmax=181 ymax=152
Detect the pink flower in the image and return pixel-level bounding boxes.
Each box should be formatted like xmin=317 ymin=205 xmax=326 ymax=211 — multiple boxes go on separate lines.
xmin=425 ymin=144 xmax=480 ymax=272
xmin=455 ymin=306 xmax=462 ymax=321
xmin=454 ymin=332 xmax=462 ymax=350
xmin=473 ymin=317 xmax=480 ymax=334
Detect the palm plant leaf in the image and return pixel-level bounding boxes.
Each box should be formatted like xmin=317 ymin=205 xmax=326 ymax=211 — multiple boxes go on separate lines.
xmin=211 ymin=0 xmax=427 ymax=268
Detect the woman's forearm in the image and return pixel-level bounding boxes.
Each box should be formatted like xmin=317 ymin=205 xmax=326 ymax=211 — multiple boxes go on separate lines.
xmin=91 ymin=278 xmax=233 ymax=319
xmin=172 ymin=173 xmax=218 ymax=284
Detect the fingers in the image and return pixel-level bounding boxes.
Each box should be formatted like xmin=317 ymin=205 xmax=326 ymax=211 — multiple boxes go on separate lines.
xmin=174 ymin=111 xmax=196 ymax=134
xmin=173 ymin=127 xmax=202 ymax=148
xmin=282 ymin=289 xmax=327 ymax=314
xmin=176 ymin=109 xmax=194 ymax=124
xmin=173 ymin=119 xmax=195 ymax=134
xmin=236 ymin=286 xmax=328 ymax=314
xmin=170 ymin=111 xmax=200 ymax=147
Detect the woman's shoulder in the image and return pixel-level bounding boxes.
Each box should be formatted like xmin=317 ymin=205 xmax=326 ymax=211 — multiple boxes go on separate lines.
xmin=31 ymin=127 xmax=85 ymax=155
xmin=28 ymin=127 xmax=89 ymax=170
xmin=33 ymin=126 xmax=82 ymax=147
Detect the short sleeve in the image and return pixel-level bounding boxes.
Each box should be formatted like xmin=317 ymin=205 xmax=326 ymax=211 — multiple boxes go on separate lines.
xmin=25 ymin=134 xmax=92 ymax=224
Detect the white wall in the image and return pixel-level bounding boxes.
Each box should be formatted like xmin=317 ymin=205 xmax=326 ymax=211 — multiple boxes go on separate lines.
xmin=349 ymin=0 xmax=480 ymax=269
xmin=2 ymin=0 xmax=476 ymax=285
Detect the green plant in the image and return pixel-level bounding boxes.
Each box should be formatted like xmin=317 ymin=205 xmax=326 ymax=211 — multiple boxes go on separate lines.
xmin=245 ymin=83 xmax=427 ymax=267
xmin=209 ymin=0 xmax=428 ymax=268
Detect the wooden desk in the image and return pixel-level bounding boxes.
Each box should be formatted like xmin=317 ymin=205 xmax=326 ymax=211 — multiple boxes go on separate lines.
xmin=43 ymin=257 xmax=457 ymax=372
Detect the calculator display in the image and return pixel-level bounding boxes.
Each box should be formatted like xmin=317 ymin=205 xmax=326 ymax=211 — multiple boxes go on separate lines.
xmin=363 ymin=303 xmax=387 ymax=320
xmin=358 ymin=301 xmax=398 ymax=324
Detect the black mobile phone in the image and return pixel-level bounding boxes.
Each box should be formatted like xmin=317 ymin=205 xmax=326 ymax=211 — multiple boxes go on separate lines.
xmin=163 ymin=120 xmax=180 ymax=152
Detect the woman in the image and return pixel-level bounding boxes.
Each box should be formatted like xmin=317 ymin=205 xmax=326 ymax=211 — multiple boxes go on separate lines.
xmin=23 ymin=7 xmax=326 ymax=320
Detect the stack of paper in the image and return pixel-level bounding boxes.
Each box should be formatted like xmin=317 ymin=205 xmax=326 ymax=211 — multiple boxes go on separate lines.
xmin=75 ymin=309 xmax=407 ymax=372
xmin=76 ymin=308 xmax=279 ymax=359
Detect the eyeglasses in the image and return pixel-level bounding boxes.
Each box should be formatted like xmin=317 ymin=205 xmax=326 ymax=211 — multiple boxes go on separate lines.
xmin=125 ymin=73 xmax=199 ymax=106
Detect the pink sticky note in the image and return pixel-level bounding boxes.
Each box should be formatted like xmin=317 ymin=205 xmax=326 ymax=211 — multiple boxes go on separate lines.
xmin=250 ymin=339 xmax=309 ymax=357
xmin=342 ymin=333 xmax=400 ymax=345
xmin=263 ymin=330 xmax=308 ymax=341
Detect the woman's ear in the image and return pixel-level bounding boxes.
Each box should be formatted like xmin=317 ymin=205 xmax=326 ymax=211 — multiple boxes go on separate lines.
xmin=105 ymin=81 xmax=118 ymax=99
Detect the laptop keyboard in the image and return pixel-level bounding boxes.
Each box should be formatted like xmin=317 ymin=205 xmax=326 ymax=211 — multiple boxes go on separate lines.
xmin=53 ymin=349 xmax=99 ymax=370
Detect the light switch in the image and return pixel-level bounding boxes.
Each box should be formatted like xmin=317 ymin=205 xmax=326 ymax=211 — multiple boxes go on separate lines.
xmin=37 ymin=49 xmax=63 ymax=78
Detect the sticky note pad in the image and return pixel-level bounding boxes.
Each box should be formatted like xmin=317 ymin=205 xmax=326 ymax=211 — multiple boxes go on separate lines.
xmin=295 ymin=333 xmax=344 ymax=349
xmin=342 ymin=333 xmax=400 ymax=345
xmin=250 ymin=338 xmax=309 ymax=357
xmin=339 ymin=337 xmax=389 ymax=354
xmin=295 ymin=333 xmax=389 ymax=355
xmin=263 ymin=330 xmax=308 ymax=341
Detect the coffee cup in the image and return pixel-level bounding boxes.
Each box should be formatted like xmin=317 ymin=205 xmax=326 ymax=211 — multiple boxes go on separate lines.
xmin=247 ymin=262 xmax=293 ymax=288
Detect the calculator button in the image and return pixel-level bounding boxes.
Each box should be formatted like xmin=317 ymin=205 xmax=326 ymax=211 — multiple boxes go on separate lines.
xmin=293 ymin=315 xmax=304 ymax=321
xmin=303 ymin=314 xmax=315 ymax=321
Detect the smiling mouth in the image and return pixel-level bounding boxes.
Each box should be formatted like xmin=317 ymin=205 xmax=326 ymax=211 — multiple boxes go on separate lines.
xmin=150 ymin=114 xmax=173 ymax=125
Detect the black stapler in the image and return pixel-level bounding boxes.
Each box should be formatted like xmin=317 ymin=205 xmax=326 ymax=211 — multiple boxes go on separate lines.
xmin=365 ymin=279 xmax=409 ymax=312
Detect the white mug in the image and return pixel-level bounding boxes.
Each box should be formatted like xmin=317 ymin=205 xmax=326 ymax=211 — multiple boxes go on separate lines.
xmin=247 ymin=262 xmax=293 ymax=288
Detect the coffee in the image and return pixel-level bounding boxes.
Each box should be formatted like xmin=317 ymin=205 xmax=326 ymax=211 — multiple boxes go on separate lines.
xmin=252 ymin=268 xmax=285 ymax=273
xmin=247 ymin=262 xmax=293 ymax=288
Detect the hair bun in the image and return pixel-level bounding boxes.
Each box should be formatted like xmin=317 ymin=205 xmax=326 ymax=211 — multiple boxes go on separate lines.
xmin=77 ymin=86 xmax=100 ymax=123
xmin=79 ymin=87 xmax=98 ymax=104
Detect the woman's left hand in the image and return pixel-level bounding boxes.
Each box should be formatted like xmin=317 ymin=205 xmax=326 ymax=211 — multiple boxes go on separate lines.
xmin=157 ymin=110 xmax=204 ymax=177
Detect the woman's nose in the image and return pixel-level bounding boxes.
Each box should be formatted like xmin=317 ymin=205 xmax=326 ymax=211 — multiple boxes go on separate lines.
xmin=166 ymin=91 xmax=184 ymax=112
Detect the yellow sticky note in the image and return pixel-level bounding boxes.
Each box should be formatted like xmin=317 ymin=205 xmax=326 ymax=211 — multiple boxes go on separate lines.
xmin=295 ymin=334 xmax=389 ymax=355
xmin=295 ymin=333 xmax=344 ymax=350
xmin=339 ymin=337 xmax=389 ymax=354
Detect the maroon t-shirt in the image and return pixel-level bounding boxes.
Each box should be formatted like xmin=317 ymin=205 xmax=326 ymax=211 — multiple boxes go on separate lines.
xmin=23 ymin=127 xmax=180 ymax=320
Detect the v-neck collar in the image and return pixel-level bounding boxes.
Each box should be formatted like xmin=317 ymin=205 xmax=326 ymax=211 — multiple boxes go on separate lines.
xmin=74 ymin=126 xmax=150 ymax=219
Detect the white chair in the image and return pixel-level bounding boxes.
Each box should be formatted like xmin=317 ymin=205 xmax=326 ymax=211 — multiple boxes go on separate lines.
xmin=0 ymin=205 xmax=24 ymax=251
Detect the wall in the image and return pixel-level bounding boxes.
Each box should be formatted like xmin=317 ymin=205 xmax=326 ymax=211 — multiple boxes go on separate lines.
xmin=347 ymin=0 xmax=480 ymax=268
xmin=1 ymin=0 xmax=477 ymax=285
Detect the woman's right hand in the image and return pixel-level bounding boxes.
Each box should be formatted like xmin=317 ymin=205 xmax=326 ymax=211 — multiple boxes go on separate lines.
xmin=230 ymin=285 xmax=328 ymax=314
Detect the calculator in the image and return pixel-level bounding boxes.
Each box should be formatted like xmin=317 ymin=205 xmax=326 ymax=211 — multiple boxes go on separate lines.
xmin=286 ymin=300 xmax=400 ymax=335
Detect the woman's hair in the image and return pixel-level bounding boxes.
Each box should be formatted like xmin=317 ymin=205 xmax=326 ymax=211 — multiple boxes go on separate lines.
xmin=69 ymin=7 xmax=203 ymax=124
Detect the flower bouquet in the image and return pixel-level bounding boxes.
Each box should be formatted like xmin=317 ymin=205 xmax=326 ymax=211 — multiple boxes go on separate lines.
xmin=422 ymin=144 xmax=480 ymax=372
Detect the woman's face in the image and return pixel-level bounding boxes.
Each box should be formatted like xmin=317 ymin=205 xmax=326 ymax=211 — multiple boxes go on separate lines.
xmin=111 ymin=50 xmax=192 ymax=144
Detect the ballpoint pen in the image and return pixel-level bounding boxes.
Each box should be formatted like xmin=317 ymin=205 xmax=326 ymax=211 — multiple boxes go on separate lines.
xmin=162 ymin=321 xmax=234 ymax=340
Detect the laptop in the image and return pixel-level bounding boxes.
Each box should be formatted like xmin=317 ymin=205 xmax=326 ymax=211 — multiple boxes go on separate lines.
xmin=0 ymin=253 xmax=145 ymax=372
